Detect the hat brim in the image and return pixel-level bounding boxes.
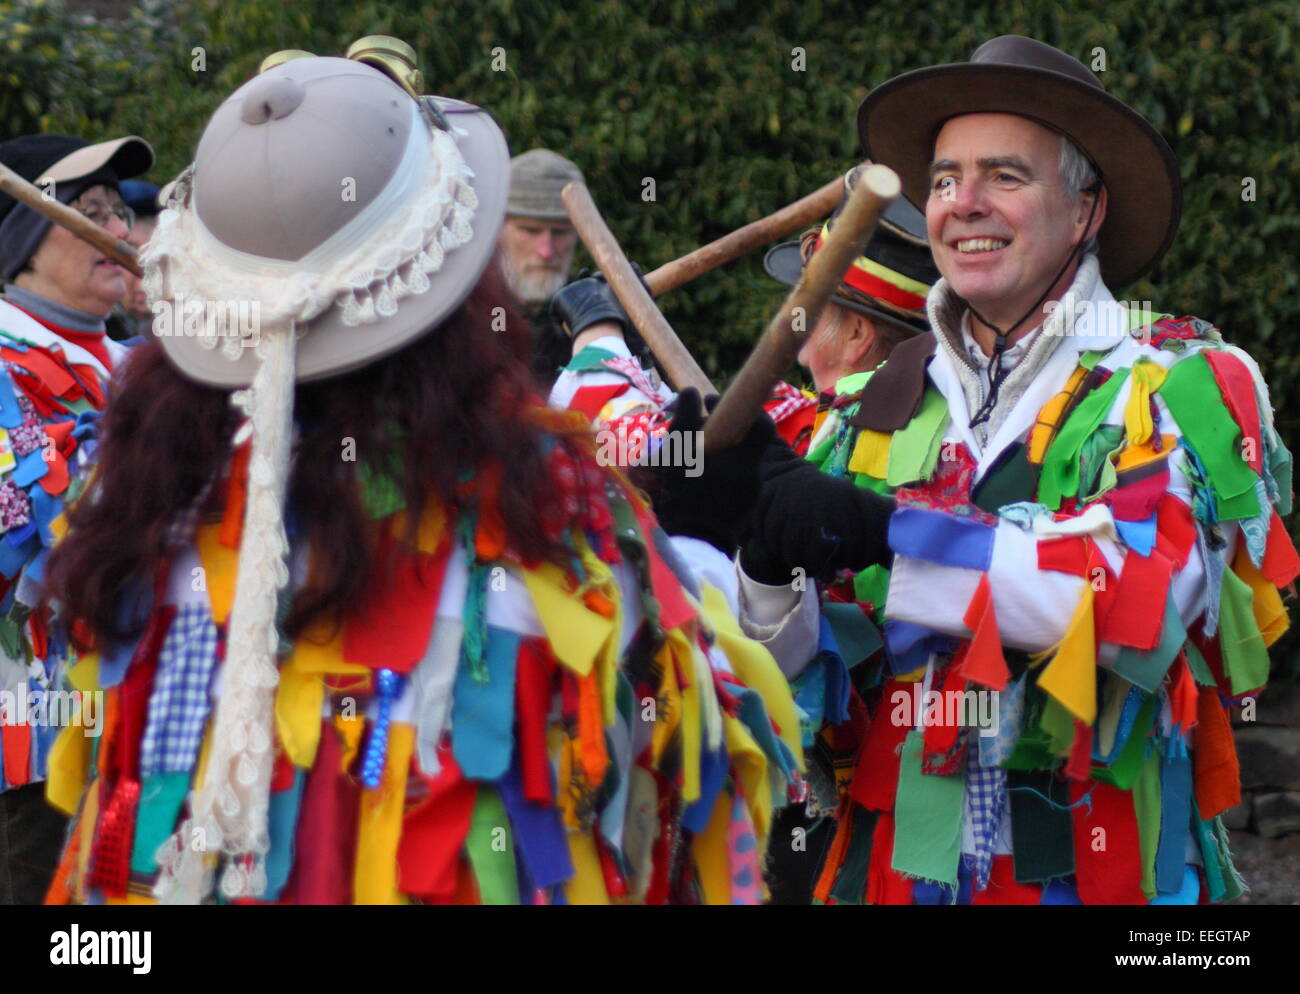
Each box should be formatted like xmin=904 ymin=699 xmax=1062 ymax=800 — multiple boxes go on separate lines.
xmin=763 ymin=242 xmax=927 ymax=333
xmin=159 ymin=98 xmax=510 ymax=387
xmin=857 ymin=63 xmax=1181 ymax=287
xmin=41 ymin=135 xmax=154 ymax=186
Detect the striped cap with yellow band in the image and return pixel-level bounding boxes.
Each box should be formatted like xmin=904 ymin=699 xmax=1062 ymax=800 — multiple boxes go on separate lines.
xmin=764 ymin=165 xmax=939 ymax=333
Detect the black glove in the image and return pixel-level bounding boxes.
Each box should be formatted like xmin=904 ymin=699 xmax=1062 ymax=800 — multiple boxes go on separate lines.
xmin=548 ymin=266 xmax=652 ymax=362
xmin=650 ymin=388 xmax=775 ymax=555
xmin=740 ymin=440 xmax=895 ymax=586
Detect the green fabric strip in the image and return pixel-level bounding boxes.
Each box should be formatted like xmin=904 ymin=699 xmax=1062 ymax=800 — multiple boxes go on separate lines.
xmin=1183 ymin=640 xmax=1218 ymax=687
xmin=1194 ymin=816 xmax=1226 ymax=903
xmin=1078 ymin=424 xmax=1126 ymax=504
xmin=829 ymin=805 xmax=878 ymax=905
xmin=973 ymin=442 xmax=1038 ymax=514
xmin=1132 ymin=744 xmax=1163 ymax=900
xmin=465 ymin=787 xmax=520 ymax=905
xmin=1038 ymin=366 xmax=1131 ymax=509
xmin=130 ymin=772 xmax=190 ymax=874
xmin=1217 ymin=566 xmax=1271 ymax=694
xmin=1039 ymin=695 xmax=1076 ymax=757
xmin=1211 ymin=816 xmax=1246 ymax=902
xmin=359 ymin=461 xmax=405 ymax=519
xmin=1159 ymin=353 xmax=1261 ymax=521
xmin=1113 ymin=588 xmax=1186 ymax=693
xmin=563 ymin=345 xmax=620 ymax=372
xmin=1269 ymin=437 xmax=1293 ymax=515
xmin=1094 ymin=694 xmax=1156 ymax=790
xmin=1007 ymin=769 xmax=1075 ymax=883
xmin=885 ymin=387 xmax=949 ymax=487
xmin=822 ymin=601 xmax=882 ymax=668
xmin=891 ymin=730 xmax=964 ymax=886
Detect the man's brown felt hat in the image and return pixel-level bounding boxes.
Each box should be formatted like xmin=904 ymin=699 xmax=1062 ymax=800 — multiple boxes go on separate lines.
xmin=857 ymin=35 xmax=1181 ymax=288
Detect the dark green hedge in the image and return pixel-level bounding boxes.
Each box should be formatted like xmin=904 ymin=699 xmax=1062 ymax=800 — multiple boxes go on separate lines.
xmin=4 ymin=0 xmax=1298 ymax=664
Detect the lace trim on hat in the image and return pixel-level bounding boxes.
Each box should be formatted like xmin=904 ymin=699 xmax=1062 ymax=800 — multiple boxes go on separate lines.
xmin=140 ymin=109 xmax=478 ymax=359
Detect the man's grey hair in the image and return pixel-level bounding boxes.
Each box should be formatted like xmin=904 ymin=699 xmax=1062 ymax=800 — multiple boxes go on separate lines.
xmin=1059 ymin=134 xmax=1100 ymax=253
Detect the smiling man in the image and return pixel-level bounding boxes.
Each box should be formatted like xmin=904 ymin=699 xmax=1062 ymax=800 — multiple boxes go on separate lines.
xmin=0 ymin=131 xmax=153 ymax=904
xmin=734 ymin=36 xmax=1297 ymax=905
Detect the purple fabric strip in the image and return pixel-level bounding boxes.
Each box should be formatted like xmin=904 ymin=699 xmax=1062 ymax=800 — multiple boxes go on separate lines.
xmin=499 ymin=757 xmax=574 ymax=890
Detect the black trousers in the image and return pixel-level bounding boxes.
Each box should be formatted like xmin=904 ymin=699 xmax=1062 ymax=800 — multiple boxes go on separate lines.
xmin=0 ymin=782 xmax=68 ymax=904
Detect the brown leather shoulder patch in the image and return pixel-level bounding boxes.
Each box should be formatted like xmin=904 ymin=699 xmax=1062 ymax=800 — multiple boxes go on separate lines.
xmin=846 ymin=332 xmax=937 ymax=431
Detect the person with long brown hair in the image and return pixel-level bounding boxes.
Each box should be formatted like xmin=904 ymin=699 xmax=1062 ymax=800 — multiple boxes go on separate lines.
xmin=39 ymin=48 xmax=799 ymax=905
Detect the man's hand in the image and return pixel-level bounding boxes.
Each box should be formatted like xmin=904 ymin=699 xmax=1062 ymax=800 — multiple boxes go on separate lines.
xmin=548 ymin=267 xmax=652 ymax=360
xmin=740 ymin=443 xmax=896 ymax=586
xmin=651 ymin=387 xmax=774 ymax=555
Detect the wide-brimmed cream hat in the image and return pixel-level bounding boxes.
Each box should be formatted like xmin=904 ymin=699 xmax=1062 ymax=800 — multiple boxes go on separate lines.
xmin=145 ymin=55 xmax=509 ymax=386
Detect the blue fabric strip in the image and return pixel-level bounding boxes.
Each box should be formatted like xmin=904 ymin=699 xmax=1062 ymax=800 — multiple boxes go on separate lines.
xmin=1114 ymin=513 xmax=1157 ymax=556
xmin=883 ymin=619 xmax=955 ymax=674
xmin=1156 ymin=737 xmax=1195 ymax=895
xmin=262 ymin=769 xmax=307 ymax=901
xmin=451 ymin=625 xmax=520 ymax=781
xmin=681 ymin=743 xmax=728 ymax=833
xmin=888 ymin=507 xmax=996 ymax=571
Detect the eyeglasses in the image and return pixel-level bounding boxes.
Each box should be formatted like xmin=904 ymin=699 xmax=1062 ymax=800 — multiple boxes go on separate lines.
xmin=73 ymin=198 xmax=135 ymax=230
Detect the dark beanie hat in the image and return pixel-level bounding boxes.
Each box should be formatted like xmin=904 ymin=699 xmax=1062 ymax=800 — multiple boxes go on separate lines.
xmin=0 ymin=133 xmax=153 ymax=281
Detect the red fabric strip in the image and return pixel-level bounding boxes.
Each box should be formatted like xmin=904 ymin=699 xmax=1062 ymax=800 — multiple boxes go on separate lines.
xmin=0 ymin=723 xmax=31 ymax=788
xmin=850 ymin=679 xmax=911 ymax=811
xmin=566 ymin=383 xmax=628 ymax=421
xmin=1261 ymin=510 xmax=1300 ymax=588
xmin=954 ymin=573 xmax=1009 ymax=691
xmin=865 ymin=811 xmax=914 ymax=905
xmin=290 ymin=720 xmax=360 ymax=904
xmin=515 ymin=638 xmax=556 ymax=804
xmin=342 ymin=528 xmax=452 ymax=675
xmin=1155 ymin=494 xmax=1196 ymax=570
xmin=1070 ymin=779 xmax=1147 ymax=904
xmin=1065 ymin=720 xmax=1093 ymax=781
xmin=1203 ymin=351 xmax=1262 ymax=473
xmin=397 ymin=748 xmax=478 ymax=900
xmin=1108 ymin=465 xmax=1170 ymax=522
xmin=1099 ymin=549 xmax=1172 ymax=650
xmin=971 ymin=854 xmax=1044 ymax=905
xmin=1037 ymin=535 xmax=1090 ymax=577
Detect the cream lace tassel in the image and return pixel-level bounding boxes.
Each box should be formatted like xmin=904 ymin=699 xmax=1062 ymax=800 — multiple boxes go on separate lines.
xmin=154 ymin=322 xmax=297 ymax=904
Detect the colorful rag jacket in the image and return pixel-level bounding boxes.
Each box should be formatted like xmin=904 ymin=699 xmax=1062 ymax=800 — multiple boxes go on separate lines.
xmin=757 ymin=272 xmax=1299 ymax=906
xmin=43 ymin=408 xmax=802 ymax=905
xmin=0 ymin=299 xmax=119 ymax=795
xmin=552 ymin=335 xmax=819 ymax=458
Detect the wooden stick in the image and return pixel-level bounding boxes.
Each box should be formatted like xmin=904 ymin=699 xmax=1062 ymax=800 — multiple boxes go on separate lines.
xmin=0 ymin=162 xmax=142 ymax=276
xmin=703 ymin=163 xmax=900 ymax=453
xmin=562 ymin=181 xmax=715 ymax=395
xmin=643 ymin=177 xmax=842 ymax=296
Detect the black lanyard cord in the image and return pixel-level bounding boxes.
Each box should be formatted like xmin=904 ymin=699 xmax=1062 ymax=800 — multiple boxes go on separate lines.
xmin=966 ymin=187 xmax=1102 ymax=431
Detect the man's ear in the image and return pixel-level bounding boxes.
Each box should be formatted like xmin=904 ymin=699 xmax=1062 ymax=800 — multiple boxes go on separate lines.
xmin=843 ymin=314 xmax=877 ymax=368
xmin=1076 ymin=182 xmax=1108 ymax=244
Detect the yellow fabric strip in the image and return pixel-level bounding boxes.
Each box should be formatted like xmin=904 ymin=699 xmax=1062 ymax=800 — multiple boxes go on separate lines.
xmin=522 ymin=558 xmax=614 ymax=678
xmin=1034 ymin=583 xmax=1097 ymax=724
xmin=723 ymin=714 xmax=772 ymax=845
xmin=650 ymin=639 xmax=682 ymax=768
xmin=1124 ymin=359 xmax=1169 ymax=446
xmin=1028 ymin=366 xmax=1089 ymax=466
xmin=691 ymin=788 xmax=734 ymax=906
xmin=669 ymin=628 xmax=702 ymax=804
xmin=848 ymin=428 xmax=892 ymax=479
xmin=45 ymin=721 xmax=93 ymax=816
xmin=563 ymin=830 xmax=611 ymax=905
xmin=276 ymin=625 xmax=369 ymax=769
xmin=73 ymin=781 xmax=100 ymax=903
xmin=1233 ymin=544 xmax=1289 ymax=648
xmin=699 ymin=582 xmax=803 ymax=768
xmin=353 ymin=721 xmax=414 ymax=905
xmin=196 ymin=522 xmax=239 ymax=625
